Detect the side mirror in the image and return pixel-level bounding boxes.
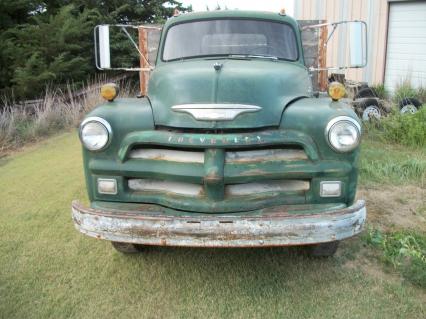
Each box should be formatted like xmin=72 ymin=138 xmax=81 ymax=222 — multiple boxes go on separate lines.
xmin=302 ymin=20 xmax=367 ymax=71
xmin=94 ymin=24 xmax=161 ymax=71
xmin=349 ymin=21 xmax=367 ymax=68
xmin=97 ymin=25 xmax=111 ymax=69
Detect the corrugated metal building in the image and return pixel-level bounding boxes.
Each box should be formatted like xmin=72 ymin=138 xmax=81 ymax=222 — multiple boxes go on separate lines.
xmin=293 ymin=0 xmax=426 ymax=92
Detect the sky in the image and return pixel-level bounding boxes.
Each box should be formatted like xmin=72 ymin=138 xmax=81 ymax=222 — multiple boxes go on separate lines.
xmin=181 ymin=0 xmax=295 ymax=16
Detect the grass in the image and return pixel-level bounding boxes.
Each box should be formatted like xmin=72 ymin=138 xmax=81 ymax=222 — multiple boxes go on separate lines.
xmin=366 ymin=107 xmax=426 ymax=148
xmin=359 ymin=134 xmax=426 ymax=187
xmin=0 ymin=132 xmax=425 ymax=319
xmin=364 ymin=228 xmax=426 ymax=288
xmin=0 ymin=77 xmax=136 ymax=156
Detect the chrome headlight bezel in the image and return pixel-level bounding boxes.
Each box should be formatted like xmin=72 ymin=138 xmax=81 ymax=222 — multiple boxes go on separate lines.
xmin=79 ymin=117 xmax=112 ymax=151
xmin=325 ymin=116 xmax=361 ymax=152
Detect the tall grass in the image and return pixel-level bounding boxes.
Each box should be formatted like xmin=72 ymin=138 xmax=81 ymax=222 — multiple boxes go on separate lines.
xmin=364 ymin=107 xmax=426 ymax=147
xmin=0 ymin=77 xmax=136 ymax=155
xmin=392 ymin=81 xmax=419 ymax=104
xmin=370 ymin=83 xmax=388 ymax=100
xmin=360 ymin=136 xmax=426 ymax=187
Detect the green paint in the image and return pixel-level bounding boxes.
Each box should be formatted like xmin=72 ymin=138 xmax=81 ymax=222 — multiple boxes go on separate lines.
xmin=79 ymin=10 xmax=362 ymax=215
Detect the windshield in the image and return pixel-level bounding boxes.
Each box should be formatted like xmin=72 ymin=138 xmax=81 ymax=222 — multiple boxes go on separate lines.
xmin=162 ymin=19 xmax=298 ymax=61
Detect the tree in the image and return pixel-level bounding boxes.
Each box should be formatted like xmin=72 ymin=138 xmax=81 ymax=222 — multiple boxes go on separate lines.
xmin=0 ymin=0 xmax=191 ymax=99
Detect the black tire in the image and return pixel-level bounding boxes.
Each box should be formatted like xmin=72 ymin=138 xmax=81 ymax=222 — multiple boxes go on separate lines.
xmin=358 ymin=98 xmax=382 ymax=121
xmin=111 ymin=241 xmax=144 ymax=254
xmin=355 ymin=87 xmax=377 ymax=99
xmin=306 ymin=241 xmax=339 ymax=257
xmin=399 ymin=97 xmax=421 ymax=109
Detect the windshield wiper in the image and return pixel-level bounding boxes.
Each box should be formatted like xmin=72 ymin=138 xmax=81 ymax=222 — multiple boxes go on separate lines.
xmin=229 ymin=54 xmax=278 ymax=61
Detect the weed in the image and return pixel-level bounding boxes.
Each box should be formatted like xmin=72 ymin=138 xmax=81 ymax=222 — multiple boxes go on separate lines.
xmin=364 ymin=228 xmax=426 ymax=288
xmin=416 ymin=87 xmax=426 ymax=103
xmin=363 ymin=107 xmax=426 ymax=147
xmin=0 ymin=76 xmax=137 ymax=155
xmin=370 ymin=83 xmax=388 ymax=100
xmin=360 ymin=137 xmax=426 ymax=186
xmin=392 ymin=81 xmax=418 ymax=104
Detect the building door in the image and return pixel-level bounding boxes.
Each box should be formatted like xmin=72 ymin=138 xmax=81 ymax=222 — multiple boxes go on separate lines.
xmin=384 ymin=1 xmax=426 ymax=92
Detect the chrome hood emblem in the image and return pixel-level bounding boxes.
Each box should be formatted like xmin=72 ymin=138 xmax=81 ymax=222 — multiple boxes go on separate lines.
xmin=171 ymin=104 xmax=262 ymax=121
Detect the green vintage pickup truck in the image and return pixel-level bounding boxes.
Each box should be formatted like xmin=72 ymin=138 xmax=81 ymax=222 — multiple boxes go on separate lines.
xmin=72 ymin=10 xmax=367 ymax=256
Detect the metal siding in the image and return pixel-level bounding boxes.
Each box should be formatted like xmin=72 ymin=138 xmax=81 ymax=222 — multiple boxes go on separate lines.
xmin=384 ymin=1 xmax=426 ymax=91
xmin=294 ymin=0 xmax=389 ymax=85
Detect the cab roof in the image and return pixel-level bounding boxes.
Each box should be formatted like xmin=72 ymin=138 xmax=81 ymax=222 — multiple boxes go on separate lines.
xmin=163 ymin=10 xmax=299 ymax=29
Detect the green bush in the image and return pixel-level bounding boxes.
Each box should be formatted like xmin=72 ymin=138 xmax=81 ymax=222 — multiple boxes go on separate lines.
xmin=416 ymin=87 xmax=426 ymax=103
xmin=368 ymin=107 xmax=426 ymax=147
xmin=370 ymin=83 xmax=388 ymax=100
xmin=364 ymin=228 xmax=426 ymax=288
xmin=392 ymin=82 xmax=418 ymax=104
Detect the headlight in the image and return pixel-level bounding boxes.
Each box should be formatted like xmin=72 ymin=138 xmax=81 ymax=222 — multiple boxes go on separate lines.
xmin=325 ymin=116 xmax=361 ymax=152
xmin=79 ymin=117 xmax=112 ymax=151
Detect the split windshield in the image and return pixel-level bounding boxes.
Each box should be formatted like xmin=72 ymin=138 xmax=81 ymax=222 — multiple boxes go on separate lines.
xmin=162 ymin=19 xmax=298 ymax=61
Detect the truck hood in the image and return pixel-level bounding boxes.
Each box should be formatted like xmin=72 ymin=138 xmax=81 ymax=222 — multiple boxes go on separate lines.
xmin=148 ymin=59 xmax=311 ymax=129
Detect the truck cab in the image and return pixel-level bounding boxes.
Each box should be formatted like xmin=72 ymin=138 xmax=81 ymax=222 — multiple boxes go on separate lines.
xmin=72 ymin=10 xmax=367 ymax=256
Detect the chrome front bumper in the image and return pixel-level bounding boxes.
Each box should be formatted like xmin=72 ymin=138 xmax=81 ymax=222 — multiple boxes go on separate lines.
xmin=71 ymin=200 xmax=366 ymax=247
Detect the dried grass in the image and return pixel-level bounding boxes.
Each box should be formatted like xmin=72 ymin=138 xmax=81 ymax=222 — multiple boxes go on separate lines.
xmin=0 ymin=76 xmax=136 ymax=156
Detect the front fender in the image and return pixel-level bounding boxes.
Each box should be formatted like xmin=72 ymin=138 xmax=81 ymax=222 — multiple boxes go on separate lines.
xmin=280 ymin=97 xmax=361 ymax=205
xmin=80 ymin=98 xmax=154 ymax=200
xmin=82 ymin=98 xmax=155 ymax=157
xmin=281 ymin=97 xmax=361 ymax=161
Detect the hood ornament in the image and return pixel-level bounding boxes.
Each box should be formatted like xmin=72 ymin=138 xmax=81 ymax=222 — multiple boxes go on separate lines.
xmin=171 ymin=104 xmax=262 ymax=121
xmin=213 ymin=63 xmax=223 ymax=71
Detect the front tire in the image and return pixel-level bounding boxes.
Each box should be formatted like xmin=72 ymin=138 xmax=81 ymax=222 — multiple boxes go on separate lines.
xmin=111 ymin=241 xmax=144 ymax=253
xmin=306 ymin=241 xmax=339 ymax=257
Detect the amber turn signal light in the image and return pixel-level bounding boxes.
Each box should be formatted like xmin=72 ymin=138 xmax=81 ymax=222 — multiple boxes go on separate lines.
xmin=328 ymin=82 xmax=346 ymax=101
xmin=101 ymin=83 xmax=119 ymax=102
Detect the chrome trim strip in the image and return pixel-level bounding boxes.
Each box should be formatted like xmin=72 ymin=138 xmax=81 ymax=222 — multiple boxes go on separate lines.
xmin=226 ymin=180 xmax=310 ymax=196
xmin=226 ymin=149 xmax=308 ymax=163
xmin=129 ymin=149 xmax=205 ymax=163
xmin=171 ymin=104 xmax=262 ymax=121
xmin=128 ymin=179 xmax=202 ymax=196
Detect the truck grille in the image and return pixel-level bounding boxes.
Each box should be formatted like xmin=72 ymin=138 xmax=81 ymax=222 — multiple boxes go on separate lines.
xmin=92 ymin=130 xmax=323 ymax=212
xmin=129 ymin=146 xmax=308 ymax=163
xmin=128 ymin=178 xmax=310 ymax=197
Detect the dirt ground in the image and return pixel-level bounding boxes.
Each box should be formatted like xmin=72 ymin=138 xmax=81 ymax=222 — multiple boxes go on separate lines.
xmin=357 ymin=185 xmax=426 ymax=231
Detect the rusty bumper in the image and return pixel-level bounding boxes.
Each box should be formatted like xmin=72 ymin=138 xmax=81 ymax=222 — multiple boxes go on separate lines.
xmin=71 ymin=200 xmax=366 ymax=247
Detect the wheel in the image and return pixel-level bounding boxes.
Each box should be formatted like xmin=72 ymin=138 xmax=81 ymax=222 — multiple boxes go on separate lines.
xmin=111 ymin=241 xmax=144 ymax=253
xmin=399 ymin=98 xmax=421 ymax=115
xmin=357 ymin=98 xmax=382 ymax=121
xmin=362 ymin=105 xmax=382 ymax=121
xmin=400 ymin=104 xmax=418 ymax=114
xmin=306 ymin=241 xmax=339 ymax=257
